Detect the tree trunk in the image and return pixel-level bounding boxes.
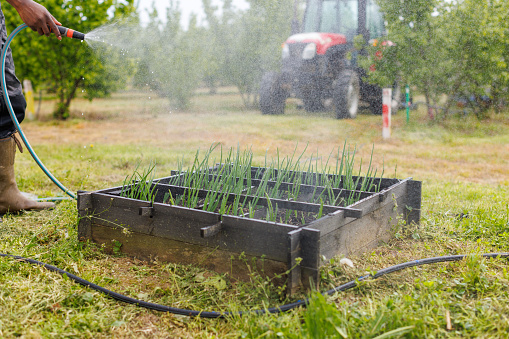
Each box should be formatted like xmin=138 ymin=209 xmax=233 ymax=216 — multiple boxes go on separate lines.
xmin=53 ymin=77 xmax=83 ymax=120
xmin=423 ymin=85 xmax=434 ymax=121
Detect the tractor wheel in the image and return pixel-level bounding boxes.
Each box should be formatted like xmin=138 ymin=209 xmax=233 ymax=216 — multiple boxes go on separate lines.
xmin=369 ymin=84 xmax=401 ymax=115
xmin=260 ymin=72 xmax=287 ymax=115
xmin=333 ymin=70 xmax=360 ymax=119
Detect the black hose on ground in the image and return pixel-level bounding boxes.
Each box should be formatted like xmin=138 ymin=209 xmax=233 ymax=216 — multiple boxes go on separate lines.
xmin=1 ymin=252 xmax=508 ymax=318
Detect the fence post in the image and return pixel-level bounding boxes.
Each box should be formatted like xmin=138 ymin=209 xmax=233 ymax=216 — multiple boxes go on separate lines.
xmin=405 ymin=85 xmax=410 ymax=123
xmin=23 ymin=79 xmax=35 ymax=121
xmin=382 ymin=88 xmax=392 ymax=140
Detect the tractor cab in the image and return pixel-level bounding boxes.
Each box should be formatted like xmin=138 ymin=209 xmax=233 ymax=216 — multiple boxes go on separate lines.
xmin=260 ymin=0 xmax=392 ymax=118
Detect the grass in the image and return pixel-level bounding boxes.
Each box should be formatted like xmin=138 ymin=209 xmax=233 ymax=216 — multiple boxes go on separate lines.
xmin=0 ymin=89 xmax=508 ymax=337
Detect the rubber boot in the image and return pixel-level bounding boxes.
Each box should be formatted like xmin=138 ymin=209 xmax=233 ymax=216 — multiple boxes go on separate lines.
xmin=0 ymin=135 xmax=55 ymax=214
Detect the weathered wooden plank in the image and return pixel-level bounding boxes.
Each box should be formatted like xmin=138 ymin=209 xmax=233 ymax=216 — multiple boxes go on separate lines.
xmin=299 ymin=227 xmax=321 ymax=269
xmin=90 ymin=192 xmax=220 ymax=241
xmin=90 ymin=224 xmax=288 ymax=283
xmin=217 ymin=215 xmax=297 ymax=261
xmin=301 ymin=267 xmax=320 ymax=290
xmin=201 ymin=222 xmax=222 ymax=238
xmin=87 ymin=193 xmax=297 ymax=261
xmin=88 ymin=192 xmax=156 ymax=235
xmin=319 ymin=193 xmax=408 ymax=260
xmin=305 ymin=211 xmax=345 ymax=236
xmin=305 ymin=179 xmax=410 ymax=236
xmin=77 ymin=191 xmax=93 ymax=240
xmin=90 ymin=185 xmax=124 ymax=195
xmin=349 ymin=179 xmax=409 ymax=216
xmin=287 ymin=229 xmax=302 ymax=295
xmin=405 ymin=180 xmax=422 ymax=225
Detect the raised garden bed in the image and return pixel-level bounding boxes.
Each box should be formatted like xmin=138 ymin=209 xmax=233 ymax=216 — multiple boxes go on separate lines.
xmin=78 ymin=163 xmax=421 ymax=293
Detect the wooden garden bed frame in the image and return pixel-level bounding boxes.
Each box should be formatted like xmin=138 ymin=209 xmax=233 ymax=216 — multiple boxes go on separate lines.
xmin=78 ymin=168 xmax=421 ymax=294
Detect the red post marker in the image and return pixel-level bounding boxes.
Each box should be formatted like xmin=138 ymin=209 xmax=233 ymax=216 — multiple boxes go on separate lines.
xmin=382 ymin=88 xmax=392 ymax=140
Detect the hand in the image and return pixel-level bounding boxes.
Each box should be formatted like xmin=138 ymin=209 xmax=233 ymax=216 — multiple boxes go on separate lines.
xmin=7 ymin=0 xmax=62 ymax=40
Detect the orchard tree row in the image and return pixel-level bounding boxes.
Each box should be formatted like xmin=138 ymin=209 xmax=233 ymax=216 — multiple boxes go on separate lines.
xmin=4 ymin=0 xmax=508 ymax=119
xmin=364 ymin=0 xmax=509 ymax=119
xmin=3 ymin=0 xmax=292 ymax=119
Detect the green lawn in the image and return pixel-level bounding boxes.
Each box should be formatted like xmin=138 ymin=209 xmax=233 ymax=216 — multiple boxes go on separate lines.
xmin=1 ymin=90 xmax=508 ymax=338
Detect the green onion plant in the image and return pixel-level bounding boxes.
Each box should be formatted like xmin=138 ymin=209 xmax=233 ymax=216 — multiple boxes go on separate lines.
xmin=122 ymin=142 xmax=389 ymax=226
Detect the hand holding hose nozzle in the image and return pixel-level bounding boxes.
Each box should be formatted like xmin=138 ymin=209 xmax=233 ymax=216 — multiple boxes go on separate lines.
xmin=57 ymin=26 xmax=85 ymax=40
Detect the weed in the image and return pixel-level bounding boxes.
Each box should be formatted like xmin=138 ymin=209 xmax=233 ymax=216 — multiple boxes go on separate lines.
xmin=112 ymin=240 xmax=122 ymax=255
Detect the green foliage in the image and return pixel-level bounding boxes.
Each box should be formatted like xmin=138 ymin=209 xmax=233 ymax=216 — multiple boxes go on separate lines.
xmin=132 ymin=2 xmax=205 ymax=110
xmin=439 ymin=0 xmax=509 ymax=117
xmin=266 ymin=292 xmax=416 ymax=339
xmin=362 ymin=0 xmax=509 ymax=119
xmin=201 ymin=0 xmax=236 ymax=94
xmin=203 ymin=0 xmax=293 ymax=108
xmin=3 ymin=0 xmax=136 ymax=119
xmin=360 ymin=0 xmax=445 ymax=113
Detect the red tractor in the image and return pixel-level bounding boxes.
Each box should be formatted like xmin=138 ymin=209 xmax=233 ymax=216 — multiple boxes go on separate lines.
xmin=260 ymin=0 xmax=398 ymax=118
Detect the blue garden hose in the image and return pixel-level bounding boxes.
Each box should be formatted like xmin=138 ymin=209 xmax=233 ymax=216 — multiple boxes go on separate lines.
xmin=1 ymin=24 xmax=77 ymax=200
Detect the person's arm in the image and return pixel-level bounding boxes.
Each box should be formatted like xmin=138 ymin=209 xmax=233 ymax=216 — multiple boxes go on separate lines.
xmin=5 ymin=0 xmax=62 ymax=40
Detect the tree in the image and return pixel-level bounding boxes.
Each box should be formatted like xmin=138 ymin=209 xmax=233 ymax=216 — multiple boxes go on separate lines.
xmin=440 ymin=0 xmax=509 ymax=117
xmin=361 ymin=0 xmax=509 ymax=119
xmin=360 ymin=0 xmax=446 ymax=117
xmin=133 ymin=1 xmax=205 ymax=110
xmin=3 ymin=0 xmax=136 ymax=119
xmin=202 ymin=0 xmax=235 ymax=95
xmin=203 ymin=0 xmax=293 ymax=109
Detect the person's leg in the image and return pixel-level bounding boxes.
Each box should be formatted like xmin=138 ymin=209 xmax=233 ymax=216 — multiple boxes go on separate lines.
xmin=0 ymin=134 xmax=55 ymax=214
xmin=0 ymin=6 xmax=55 ymax=214
xmin=0 ymin=3 xmax=26 ymax=139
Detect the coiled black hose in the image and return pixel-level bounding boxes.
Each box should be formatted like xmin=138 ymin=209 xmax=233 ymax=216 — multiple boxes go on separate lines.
xmin=1 ymin=252 xmax=507 ymax=318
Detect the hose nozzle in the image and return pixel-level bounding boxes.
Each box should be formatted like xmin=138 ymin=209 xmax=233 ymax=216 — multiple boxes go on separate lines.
xmin=57 ymin=26 xmax=85 ymax=40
